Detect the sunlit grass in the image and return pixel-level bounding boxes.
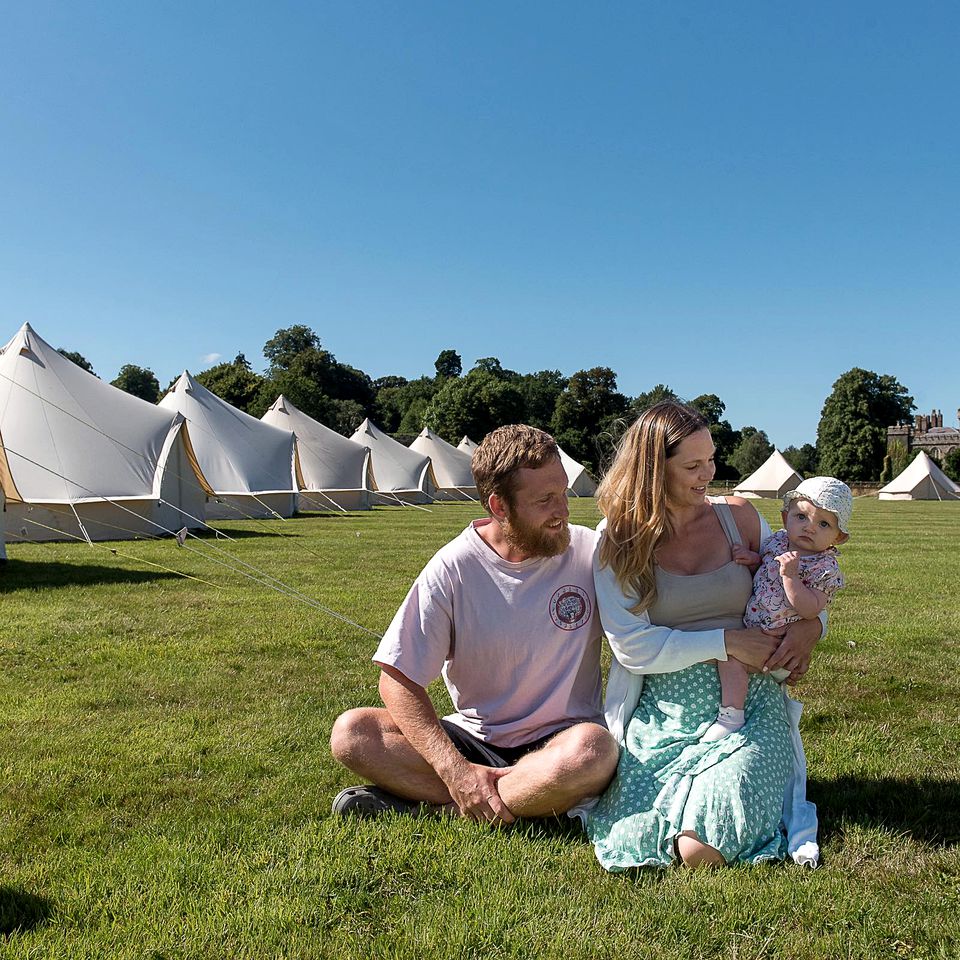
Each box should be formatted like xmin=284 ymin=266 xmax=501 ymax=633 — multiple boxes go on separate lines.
xmin=0 ymin=497 xmax=958 ymax=958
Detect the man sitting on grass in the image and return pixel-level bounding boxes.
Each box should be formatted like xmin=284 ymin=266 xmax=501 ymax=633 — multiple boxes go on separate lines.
xmin=329 ymin=424 xmax=620 ymax=824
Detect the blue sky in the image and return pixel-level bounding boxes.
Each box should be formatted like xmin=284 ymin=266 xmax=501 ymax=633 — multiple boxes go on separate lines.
xmin=2 ymin=1 xmax=957 ymax=448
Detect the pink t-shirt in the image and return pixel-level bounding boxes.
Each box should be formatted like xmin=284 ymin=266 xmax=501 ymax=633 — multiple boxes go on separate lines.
xmin=373 ymin=520 xmax=604 ymax=748
xmin=744 ymin=529 xmax=844 ymax=631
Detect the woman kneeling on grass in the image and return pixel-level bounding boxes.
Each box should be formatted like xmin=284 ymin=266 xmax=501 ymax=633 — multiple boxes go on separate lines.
xmin=584 ymin=401 xmax=822 ymax=870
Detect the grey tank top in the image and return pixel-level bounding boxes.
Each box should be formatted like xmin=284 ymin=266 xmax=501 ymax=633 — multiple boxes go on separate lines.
xmin=646 ymin=500 xmax=753 ymax=632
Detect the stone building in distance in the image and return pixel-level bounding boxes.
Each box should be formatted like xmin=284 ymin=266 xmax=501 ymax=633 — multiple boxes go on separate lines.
xmin=887 ymin=409 xmax=960 ymax=459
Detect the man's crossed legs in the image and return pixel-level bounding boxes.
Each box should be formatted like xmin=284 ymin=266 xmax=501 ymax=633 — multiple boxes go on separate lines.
xmin=330 ymin=708 xmax=618 ymax=823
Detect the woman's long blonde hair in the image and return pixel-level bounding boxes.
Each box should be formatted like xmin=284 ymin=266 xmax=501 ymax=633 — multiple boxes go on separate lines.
xmin=597 ymin=400 xmax=709 ymax=613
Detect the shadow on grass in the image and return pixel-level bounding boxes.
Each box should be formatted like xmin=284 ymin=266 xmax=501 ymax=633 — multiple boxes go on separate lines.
xmin=810 ymin=774 xmax=960 ymax=845
xmin=0 ymin=559 xmax=179 ymax=591
xmin=0 ymin=886 xmax=53 ymax=936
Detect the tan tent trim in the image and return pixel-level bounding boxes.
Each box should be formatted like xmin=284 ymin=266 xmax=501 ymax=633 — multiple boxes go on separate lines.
xmin=176 ymin=421 xmax=216 ymax=496
xmin=0 ymin=431 xmax=25 ymax=503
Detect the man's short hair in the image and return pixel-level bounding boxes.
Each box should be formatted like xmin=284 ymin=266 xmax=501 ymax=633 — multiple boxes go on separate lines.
xmin=472 ymin=424 xmax=561 ymax=512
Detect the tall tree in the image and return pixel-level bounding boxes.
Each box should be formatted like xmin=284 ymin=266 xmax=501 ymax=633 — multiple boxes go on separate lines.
xmin=518 ymin=369 xmax=565 ymax=431
xmin=630 ymin=383 xmax=680 ymax=417
xmin=58 ymin=348 xmax=96 ymax=376
xmin=425 ymin=368 xmax=525 ymax=443
xmin=689 ymin=393 xmax=739 ymax=481
xmin=879 ymin=439 xmax=911 ymax=484
xmin=434 ymin=349 xmax=462 ymax=379
xmin=111 ymin=364 xmax=160 ymax=403
xmin=728 ymin=427 xmax=774 ymax=479
xmin=194 ymin=353 xmax=266 ymax=413
xmin=782 ymin=443 xmax=819 ymax=477
xmin=551 ymin=367 xmax=629 ymax=472
xmin=816 ymin=368 xmax=914 ymax=481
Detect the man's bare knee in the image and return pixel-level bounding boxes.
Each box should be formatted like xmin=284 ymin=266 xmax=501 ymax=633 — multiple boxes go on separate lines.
xmin=557 ymin=723 xmax=619 ymax=779
xmin=330 ymin=708 xmax=385 ymax=767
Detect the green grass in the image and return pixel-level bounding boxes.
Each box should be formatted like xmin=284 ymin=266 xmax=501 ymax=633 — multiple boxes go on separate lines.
xmin=1 ymin=498 xmax=958 ymax=959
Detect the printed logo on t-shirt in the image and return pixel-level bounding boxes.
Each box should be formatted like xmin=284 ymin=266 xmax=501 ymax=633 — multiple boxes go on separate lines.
xmin=549 ymin=584 xmax=592 ymax=631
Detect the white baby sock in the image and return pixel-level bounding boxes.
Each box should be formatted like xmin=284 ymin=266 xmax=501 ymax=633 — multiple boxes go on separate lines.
xmin=702 ymin=705 xmax=745 ymax=742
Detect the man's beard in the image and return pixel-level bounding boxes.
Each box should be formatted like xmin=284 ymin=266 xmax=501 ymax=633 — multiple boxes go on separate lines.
xmin=502 ymin=513 xmax=571 ymax=558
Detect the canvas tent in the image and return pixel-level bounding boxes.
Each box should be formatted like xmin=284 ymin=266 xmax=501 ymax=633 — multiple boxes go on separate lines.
xmin=733 ymin=450 xmax=802 ymax=500
xmin=409 ymin=428 xmax=478 ymax=500
xmin=350 ymin=419 xmax=438 ymax=504
xmin=261 ymin=395 xmax=372 ymax=510
xmin=878 ymin=451 xmax=960 ymax=500
xmin=160 ymin=372 xmax=298 ymax=520
xmin=558 ymin=446 xmax=598 ymax=497
xmin=457 ymin=436 xmax=479 ymax=454
xmin=0 ymin=323 xmax=212 ymax=542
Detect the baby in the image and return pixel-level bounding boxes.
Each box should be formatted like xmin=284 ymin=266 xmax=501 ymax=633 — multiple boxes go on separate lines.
xmin=703 ymin=476 xmax=852 ymax=741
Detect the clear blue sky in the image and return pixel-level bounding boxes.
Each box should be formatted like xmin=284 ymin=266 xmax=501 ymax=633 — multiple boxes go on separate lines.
xmin=2 ymin=1 xmax=957 ymax=448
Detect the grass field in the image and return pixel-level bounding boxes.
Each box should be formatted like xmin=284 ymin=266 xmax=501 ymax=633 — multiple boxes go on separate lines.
xmin=1 ymin=497 xmax=959 ymax=959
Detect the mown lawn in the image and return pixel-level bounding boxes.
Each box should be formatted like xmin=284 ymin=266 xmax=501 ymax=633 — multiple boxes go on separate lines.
xmin=1 ymin=497 xmax=958 ymax=959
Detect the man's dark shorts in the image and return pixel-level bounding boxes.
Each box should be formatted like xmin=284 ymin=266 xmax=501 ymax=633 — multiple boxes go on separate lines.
xmin=439 ymin=719 xmax=562 ymax=768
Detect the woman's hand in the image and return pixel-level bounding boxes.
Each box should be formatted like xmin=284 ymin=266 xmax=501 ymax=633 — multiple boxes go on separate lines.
xmin=723 ymin=628 xmax=780 ymax=672
xmin=763 ymin=618 xmax=822 ymax=683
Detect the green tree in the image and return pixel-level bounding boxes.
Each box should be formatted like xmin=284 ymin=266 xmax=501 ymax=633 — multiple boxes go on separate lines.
xmin=425 ymin=368 xmax=525 ymax=443
xmin=728 ymin=427 xmax=774 ymax=479
xmin=261 ymin=325 xmax=375 ymax=425
xmin=434 ymin=349 xmax=462 ymax=379
xmin=943 ymin=447 xmax=960 ymax=483
xmin=194 ymin=354 xmax=266 ymax=413
xmin=782 ymin=443 xmax=819 ymax=477
xmin=816 ymin=369 xmax=914 ymax=481
xmin=111 ymin=364 xmax=160 ymax=403
xmin=58 ymin=349 xmax=96 ymax=376
xmin=689 ymin=393 xmax=739 ymax=482
xmin=517 ymin=370 xmax=565 ymax=431
xmin=630 ymin=384 xmax=681 ymax=417
xmin=551 ymin=367 xmax=629 ymax=472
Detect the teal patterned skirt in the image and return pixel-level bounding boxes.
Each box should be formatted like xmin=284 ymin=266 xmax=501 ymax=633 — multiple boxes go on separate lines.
xmin=587 ymin=663 xmax=792 ymax=870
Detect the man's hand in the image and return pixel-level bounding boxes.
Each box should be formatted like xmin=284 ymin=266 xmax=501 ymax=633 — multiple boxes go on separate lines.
xmin=442 ymin=761 xmax=515 ymax=824
xmin=763 ymin=617 xmax=822 ymax=683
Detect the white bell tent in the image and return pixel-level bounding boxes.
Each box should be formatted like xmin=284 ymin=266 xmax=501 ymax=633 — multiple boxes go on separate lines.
xmin=457 ymin=436 xmax=479 ymax=454
xmin=261 ymin=395 xmax=372 ymax=511
xmin=160 ymin=372 xmax=298 ymax=520
xmin=733 ymin=450 xmax=802 ymax=499
xmin=878 ymin=451 xmax=960 ymax=500
xmin=409 ymin=428 xmax=478 ymax=500
xmin=558 ymin=446 xmax=598 ymax=497
xmin=0 ymin=323 xmax=212 ymax=542
xmin=349 ymin=419 xmax=438 ymax=504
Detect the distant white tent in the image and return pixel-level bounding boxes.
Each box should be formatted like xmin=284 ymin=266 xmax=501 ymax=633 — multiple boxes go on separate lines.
xmin=558 ymin=446 xmax=598 ymax=497
xmin=733 ymin=450 xmax=802 ymax=500
xmin=261 ymin=395 xmax=372 ymax=511
xmin=878 ymin=451 xmax=960 ymax=501
xmin=457 ymin=436 xmax=479 ymax=454
xmin=160 ymin=372 xmax=298 ymax=520
xmin=0 ymin=323 xmax=212 ymax=542
xmin=409 ymin=428 xmax=478 ymax=500
xmin=350 ymin=419 xmax=438 ymax=504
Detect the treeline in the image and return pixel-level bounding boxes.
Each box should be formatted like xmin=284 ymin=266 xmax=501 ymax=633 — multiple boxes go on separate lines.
xmin=61 ymin=326 xmax=955 ymax=483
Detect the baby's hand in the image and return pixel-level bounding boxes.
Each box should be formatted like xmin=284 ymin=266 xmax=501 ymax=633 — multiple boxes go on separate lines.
xmin=776 ymin=551 xmax=801 ymax=578
xmin=732 ymin=544 xmax=761 ymax=568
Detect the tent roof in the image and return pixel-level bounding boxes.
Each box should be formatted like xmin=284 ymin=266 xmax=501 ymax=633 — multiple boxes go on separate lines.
xmin=878 ymin=450 xmax=960 ymax=498
xmin=0 ymin=323 xmax=195 ymax=503
xmin=350 ymin=418 xmax=434 ymax=493
xmin=557 ymin=445 xmax=598 ymax=496
xmin=261 ymin=395 xmax=369 ymax=492
xmin=457 ymin=436 xmax=479 ymax=453
xmin=409 ymin=428 xmax=475 ymax=489
xmin=160 ymin=372 xmax=297 ymax=495
xmin=733 ymin=449 xmax=802 ymax=498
